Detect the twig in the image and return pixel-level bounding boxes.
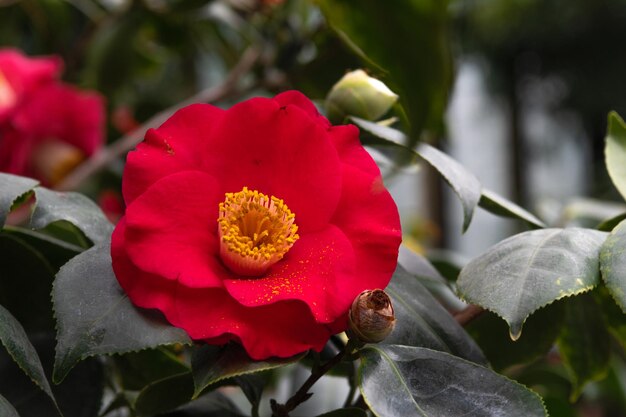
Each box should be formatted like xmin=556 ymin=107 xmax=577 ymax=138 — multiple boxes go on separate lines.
xmin=454 ymin=304 xmax=485 ymax=326
xmin=55 ymin=46 xmax=261 ymax=191
xmin=270 ymin=340 xmax=357 ymax=417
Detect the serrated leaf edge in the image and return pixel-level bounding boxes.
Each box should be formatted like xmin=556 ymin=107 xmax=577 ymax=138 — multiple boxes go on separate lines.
xmin=50 ymin=245 xmax=191 ymax=384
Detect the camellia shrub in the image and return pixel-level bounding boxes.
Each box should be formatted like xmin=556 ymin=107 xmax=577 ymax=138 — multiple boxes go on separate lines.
xmin=3 ymin=1 xmax=626 ymax=417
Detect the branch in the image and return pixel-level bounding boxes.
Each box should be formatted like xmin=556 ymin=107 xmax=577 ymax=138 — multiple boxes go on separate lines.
xmin=454 ymin=304 xmax=485 ymax=326
xmin=55 ymin=46 xmax=261 ymax=191
xmin=271 ymin=340 xmax=358 ymax=417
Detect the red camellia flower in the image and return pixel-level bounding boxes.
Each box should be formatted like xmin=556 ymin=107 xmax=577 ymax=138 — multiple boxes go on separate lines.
xmin=0 ymin=48 xmax=61 ymax=123
xmin=111 ymin=91 xmax=402 ymax=359
xmin=0 ymin=49 xmax=105 ymax=185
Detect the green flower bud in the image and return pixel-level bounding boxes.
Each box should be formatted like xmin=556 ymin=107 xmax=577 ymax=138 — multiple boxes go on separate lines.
xmin=348 ymin=289 xmax=396 ymax=343
xmin=325 ymin=69 xmax=398 ymax=124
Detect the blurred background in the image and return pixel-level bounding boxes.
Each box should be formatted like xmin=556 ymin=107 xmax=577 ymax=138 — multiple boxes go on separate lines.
xmin=3 ymin=0 xmax=626 ymax=415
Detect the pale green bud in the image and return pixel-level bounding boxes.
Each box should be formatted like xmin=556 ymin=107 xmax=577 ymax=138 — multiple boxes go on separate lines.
xmin=325 ymin=69 xmax=398 ymax=124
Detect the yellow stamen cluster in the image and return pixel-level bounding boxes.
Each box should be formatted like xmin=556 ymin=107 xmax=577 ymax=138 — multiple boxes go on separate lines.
xmin=218 ymin=187 xmax=299 ymax=276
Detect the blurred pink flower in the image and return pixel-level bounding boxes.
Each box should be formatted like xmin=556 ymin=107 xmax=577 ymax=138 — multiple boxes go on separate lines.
xmin=0 ymin=49 xmax=105 ymax=185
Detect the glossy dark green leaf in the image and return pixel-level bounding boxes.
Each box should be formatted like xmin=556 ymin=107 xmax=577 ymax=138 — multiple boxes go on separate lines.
xmin=319 ymin=0 xmax=452 ymax=143
xmin=2 ymin=227 xmax=82 ymax=271
xmin=352 ymin=117 xmax=481 ymax=231
xmin=479 ymin=188 xmax=546 ymax=229
xmin=358 ymin=345 xmax=546 ymax=417
xmin=155 ymin=390 xmax=245 ymax=417
xmin=115 ymin=348 xmax=190 ymax=391
xmin=0 ymin=394 xmax=19 ymax=417
xmin=398 ymin=245 xmax=465 ymax=311
xmin=598 ymin=286 xmax=626 ymax=350
xmin=385 ymin=265 xmax=486 ymax=365
xmin=0 ymin=234 xmax=56 ymax=332
xmin=52 ymin=239 xmax=191 ymax=383
xmin=32 ymin=188 xmax=113 ymax=245
xmin=317 ymin=409 xmax=367 ymax=417
xmin=0 ymin=332 xmax=103 ymax=417
xmin=467 ymin=302 xmax=564 ymax=371
xmin=0 ymin=305 xmax=58 ymax=411
xmin=191 ymin=343 xmax=303 ymax=398
xmin=457 ymin=228 xmax=607 ymax=339
xmin=600 ymin=219 xmax=626 ymax=312
xmin=134 ymin=372 xmax=195 ymax=416
xmin=557 ymin=293 xmax=610 ymax=400
xmin=606 ymin=111 xmax=626 ymax=202
xmin=597 ymin=212 xmax=626 ymax=232
xmin=0 ymin=173 xmax=38 ymax=228
xmin=233 ymin=373 xmax=266 ymax=412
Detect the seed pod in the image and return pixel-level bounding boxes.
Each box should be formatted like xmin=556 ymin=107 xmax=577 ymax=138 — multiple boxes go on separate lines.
xmin=348 ymin=289 xmax=395 ymax=343
xmin=325 ymin=69 xmax=398 ymax=124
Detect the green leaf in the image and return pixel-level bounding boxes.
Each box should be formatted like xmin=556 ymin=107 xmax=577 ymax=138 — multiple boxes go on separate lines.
xmin=0 ymin=173 xmax=38 ymax=228
xmin=598 ymin=286 xmax=626 ymax=350
xmin=32 ymin=188 xmax=113 ymax=245
xmin=0 ymin=394 xmax=19 ymax=417
xmin=233 ymin=373 xmax=266 ymax=412
xmin=318 ymin=0 xmax=452 ymax=143
xmin=358 ymin=345 xmax=546 ymax=417
xmin=0 ymin=331 xmax=103 ymax=417
xmin=115 ymin=348 xmax=190 ymax=391
xmin=0 ymin=305 xmax=58 ymax=411
xmin=385 ymin=265 xmax=486 ymax=365
xmin=191 ymin=343 xmax=303 ymax=398
xmin=0 ymin=234 xmax=56 ymax=332
xmin=605 ymin=111 xmax=626 ymax=202
xmin=2 ymin=226 xmax=82 ymax=271
xmin=155 ymin=390 xmax=246 ymax=417
xmin=479 ymin=188 xmax=546 ymax=229
xmin=134 ymin=372 xmax=195 ymax=416
xmin=600 ymin=219 xmax=626 ymax=311
xmin=597 ymin=212 xmax=626 ymax=232
xmin=467 ymin=302 xmax=565 ymax=371
xmin=52 ymin=239 xmax=191 ymax=383
xmin=557 ymin=293 xmax=610 ymax=400
xmin=398 ymin=245 xmax=465 ymax=311
xmin=352 ymin=117 xmax=481 ymax=231
xmin=317 ymin=409 xmax=367 ymax=417
xmin=457 ymin=228 xmax=607 ymax=339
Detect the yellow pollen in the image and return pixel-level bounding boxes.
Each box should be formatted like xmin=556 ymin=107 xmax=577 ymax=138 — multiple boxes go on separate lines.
xmin=217 ymin=187 xmax=299 ymax=276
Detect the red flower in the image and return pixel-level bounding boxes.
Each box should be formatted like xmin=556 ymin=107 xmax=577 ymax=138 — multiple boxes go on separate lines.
xmin=0 ymin=48 xmax=62 ymax=123
xmin=111 ymin=91 xmax=401 ymax=359
xmin=0 ymin=49 xmax=105 ymax=185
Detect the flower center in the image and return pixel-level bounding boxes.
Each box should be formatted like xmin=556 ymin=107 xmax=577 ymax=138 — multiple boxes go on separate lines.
xmin=31 ymin=139 xmax=85 ymax=185
xmin=218 ymin=187 xmax=299 ymax=276
xmin=0 ymin=70 xmax=17 ymax=111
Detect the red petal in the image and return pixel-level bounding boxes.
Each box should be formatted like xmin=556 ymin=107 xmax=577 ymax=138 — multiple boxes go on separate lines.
xmin=12 ymin=83 xmax=105 ymax=155
xmin=332 ymin=164 xmax=402 ymax=290
xmin=0 ymin=49 xmax=62 ymax=122
xmin=111 ymin=218 xmax=178 ymax=314
xmin=272 ymin=90 xmax=331 ymax=128
xmin=329 ymin=124 xmax=380 ymax=177
xmin=124 ymin=170 xmax=227 ymax=288
xmin=223 ymin=225 xmax=357 ymax=323
xmin=123 ymin=104 xmax=225 ymax=204
xmin=201 ymin=97 xmax=342 ymax=233
xmin=0 ymin=126 xmax=34 ymax=175
xmin=173 ymin=286 xmax=331 ymax=359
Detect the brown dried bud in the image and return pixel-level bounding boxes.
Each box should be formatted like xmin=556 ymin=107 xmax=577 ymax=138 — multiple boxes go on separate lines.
xmin=348 ymin=289 xmax=395 ymax=343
